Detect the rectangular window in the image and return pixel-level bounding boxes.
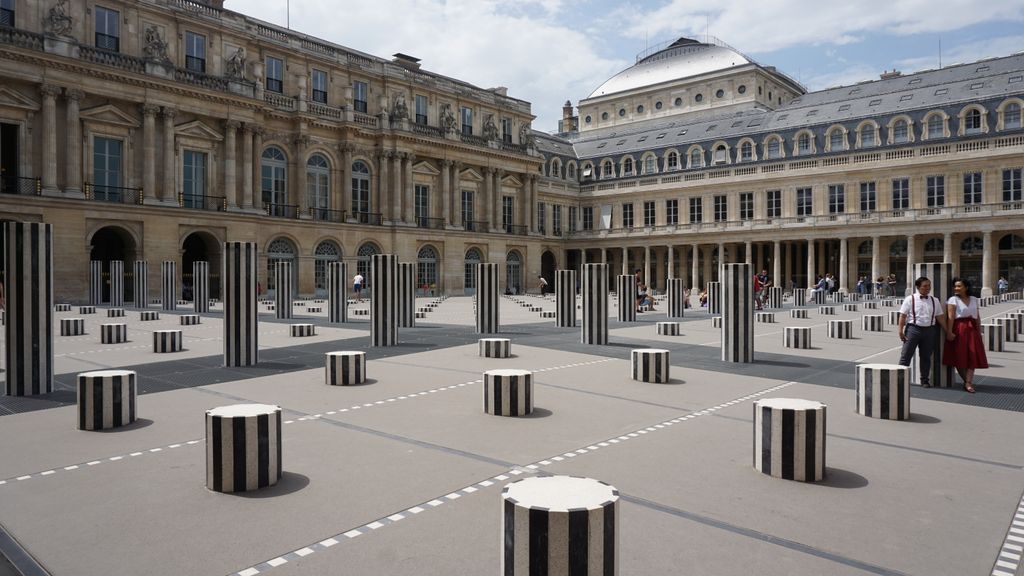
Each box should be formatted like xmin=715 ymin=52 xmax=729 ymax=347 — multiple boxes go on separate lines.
xmin=537 ymin=202 xmax=546 ymax=234
xmin=311 ymin=69 xmax=328 ymax=104
xmin=859 ymin=182 xmax=876 ymax=212
xmin=182 ymin=150 xmax=208 ymax=207
xmin=963 ymin=172 xmax=983 ymax=205
xmin=892 ymin=178 xmax=910 ymax=210
xmin=185 ymin=31 xmax=206 ymax=73
xmin=713 ymin=195 xmax=727 ymax=222
xmin=414 ymin=95 xmax=428 ymax=125
xmin=461 ymin=190 xmax=474 ymax=227
xmin=796 ymin=187 xmax=813 ymax=216
xmin=1004 ymin=168 xmax=1023 ymax=202
xmin=353 ymin=81 xmax=368 ymax=113
xmin=502 ymin=118 xmax=513 ymax=144
xmin=861 ymin=128 xmax=876 ymax=147
xmin=666 ymin=199 xmax=678 ymax=225
xmin=553 ymin=205 xmax=562 ymax=236
xmin=504 ymin=196 xmax=515 ymax=231
xmin=766 ymin=190 xmax=781 ymax=218
xmin=1006 ymin=105 xmax=1021 ymax=129
xmin=622 ymin=202 xmax=634 ymax=228
xmin=568 ymin=206 xmax=577 ymax=233
xmin=643 ymin=201 xmax=656 ymax=227
xmin=689 ymin=197 xmax=703 ymax=223
xmin=828 ymin=184 xmax=845 ymax=214
xmin=266 ymin=56 xmax=284 ymax=93
xmin=92 ymin=136 xmax=122 ymax=201
xmin=739 ymin=192 xmax=753 ymax=220
xmin=926 ymin=175 xmax=945 ymax=208
xmin=461 ymin=107 xmax=473 ymax=135
xmin=0 ymin=0 xmax=14 ymax=27
xmin=582 ymin=207 xmax=594 ymax=231
xmin=351 ymin=173 xmax=370 ymax=214
xmin=95 ymin=6 xmax=120 ymax=52
xmin=414 ymin=184 xmax=430 ymax=225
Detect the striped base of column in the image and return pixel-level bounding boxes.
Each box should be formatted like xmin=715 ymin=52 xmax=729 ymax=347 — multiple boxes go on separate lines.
xmin=818 ymin=306 xmax=836 ymax=315
xmin=828 ymin=319 xmax=853 ymax=339
xmin=61 ymin=318 xmax=86 ymax=336
xmin=353 ymin=309 xmax=369 ymax=316
xmin=812 ymin=292 xmax=827 ymax=305
xmin=307 ymin=307 xmax=323 ymax=313
xmin=154 ymin=330 xmax=182 ymax=353
xmin=793 ymin=289 xmax=806 ymax=307
xmin=791 ymin=309 xmax=808 ymax=319
xmin=631 ymin=349 xmax=669 ymax=383
xmin=888 ymin=310 xmax=900 ymax=325
xmin=418 ymin=307 xmax=431 ymax=313
xmin=107 ymin=308 xmax=125 ymax=317
xmin=843 ymin=304 xmax=858 ymax=312
xmin=753 ymin=398 xmax=826 ymax=482
xmin=55 ymin=304 xmax=72 ymax=312
xmin=325 ymin=351 xmax=365 ymax=386
xmin=784 ymin=327 xmax=811 ymax=349
xmin=529 ymin=306 xmax=543 ymax=313
xmin=1007 ymin=312 xmax=1024 ymax=335
xmin=205 ymin=404 xmax=282 ymax=493
xmin=177 ymin=300 xmax=190 ymax=306
xmin=994 ymin=318 xmax=1019 ymax=342
xmin=483 ymin=369 xmax=533 ymax=416
xmin=77 ymin=370 xmax=137 ymax=431
xmin=856 ymin=364 xmax=909 ymax=420
xmin=755 ymin=312 xmax=775 ymax=323
xmin=180 ymin=315 xmax=201 ymax=326
xmin=656 ymin=322 xmax=680 ymax=336
xmin=79 ymin=306 xmax=96 ymax=315
xmin=712 ymin=316 xmax=722 ymax=328
xmin=830 ymin=293 xmax=846 ymax=303
xmin=479 ymin=338 xmax=511 ymax=358
xmin=501 ymin=476 xmax=618 ymax=575
xmin=862 ymin=315 xmax=884 ymax=332
xmin=766 ymin=287 xmax=783 ymax=309
xmin=540 ymin=311 xmax=556 ymax=318
xmin=295 ymin=302 xmax=306 ymax=308
xmin=415 ymin=312 xmax=427 ymax=319
xmin=139 ymin=311 xmax=160 ymax=321
xmin=849 ymin=293 xmax=862 ymax=302
xmin=290 ymin=324 xmax=316 ymax=337
xmin=881 ymin=299 xmax=896 ymax=307
xmin=100 ymin=323 xmax=127 ymax=344
xmin=863 ymin=301 xmax=878 ymax=310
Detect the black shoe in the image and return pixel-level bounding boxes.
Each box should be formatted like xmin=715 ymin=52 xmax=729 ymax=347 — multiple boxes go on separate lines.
xmin=921 ymin=382 xmax=932 ymax=388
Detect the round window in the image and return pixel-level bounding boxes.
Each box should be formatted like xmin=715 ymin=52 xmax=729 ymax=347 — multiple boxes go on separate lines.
xmin=674 ymin=97 xmax=682 ymax=106
xmin=695 ymin=94 xmax=703 ymax=103
xmin=601 ymin=112 xmax=609 ymax=120
xmin=738 ymin=85 xmax=747 ymax=94
xmin=618 ymin=108 xmax=626 ymax=117
xmin=584 ymin=115 xmax=592 ymax=124
xmin=715 ymin=89 xmax=724 ymax=98
xmin=655 ymin=101 xmax=663 ymax=110
xmin=637 ymin=105 xmax=644 ymax=113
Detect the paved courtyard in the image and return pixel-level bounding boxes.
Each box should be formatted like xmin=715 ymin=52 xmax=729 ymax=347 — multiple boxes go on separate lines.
xmin=1 ymin=294 xmax=1023 ymax=576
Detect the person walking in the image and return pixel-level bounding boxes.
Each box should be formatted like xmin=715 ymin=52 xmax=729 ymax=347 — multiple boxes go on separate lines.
xmin=352 ymin=272 xmax=364 ymax=302
xmin=897 ymin=276 xmax=954 ymax=387
xmin=537 ymin=276 xmax=548 ymax=295
xmin=998 ymin=276 xmax=1009 ymax=295
xmin=942 ymin=277 xmax=987 ymax=393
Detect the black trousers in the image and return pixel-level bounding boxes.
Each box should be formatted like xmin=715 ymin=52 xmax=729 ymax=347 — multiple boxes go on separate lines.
xmin=898 ymin=324 xmax=935 ymax=384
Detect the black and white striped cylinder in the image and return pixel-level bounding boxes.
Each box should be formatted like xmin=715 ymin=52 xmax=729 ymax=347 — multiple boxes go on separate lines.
xmin=1007 ymin=312 xmax=1024 ymax=334
xmin=60 ymin=318 xmax=85 ymax=336
xmin=372 ymin=254 xmax=399 ymax=346
xmin=353 ymin=308 xmax=369 ymax=316
xmin=205 ymin=404 xmax=282 ymax=493
xmin=483 ymin=369 xmax=533 ymax=416
xmin=755 ymin=311 xmax=775 ymax=323
xmin=3 ymin=221 xmax=54 ymax=396
xmin=888 ymin=310 xmax=900 ymax=325
xmin=843 ymin=303 xmax=858 ymax=312
xmin=398 ymin=262 xmax=416 ymax=328
xmin=581 ymin=264 xmax=608 ymax=345
xmin=327 ymin=261 xmax=348 ymax=323
xmin=863 ymin=301 xmax=878 ymax=310
xmin=274 ymin=260 xmax=293 ymax=319
xmin=753 ymin=398 xmax=826 ymax=482
xmin=109 ymin=260 xmax=124 ymax=308
xmin=765 ymin=286 xmax=783 ymax=309
xmin=555 ymin=270 xmax=577 ymax=327
xmin=77 ymin=369 xmax=136 ymax=431
xmin=995 ymin=317 xmax=1020 ymax=342
xmin=721 ymin=263 xmax=754 ymax=363
xmin=89 ymin=260 xmax=103 ymax=305
xmin=479 ymin=338 xmax=512 ymax=358
xmin=793 ymin=288 xmax=807 ymax=307
xmin=982 ymin=324 xmax=1004 ymax=352
xmin=912 ymin=263 xmax=955 ymax=388
xmin=223 ymin=242 xmax=259 ymax=367
xmin=501 ymin=475 xmax=619 ymax=576
xmin=161 ymin=261 xmax=177 ymax=311
xmin=193 ymin=261 xmax=210 ymax=313
xmin=476 ymin=262 xmax=500 ymax=334
xmin=307 ymin=306 xmax=322 ymax=313
xmin=657 ymin=321 xmax=680 ymax=336
xmin=819 ymin=306 xmax=835 ymax=315
xmin=55 ymin=303 xmax=71 ymax=312
xmin=180 ymin=314 xmax=201 ymax=325
xmin=325 ymin=351 xmax=365 ymax=386
xmin=712 ymin=316 xmax=722 ymax=328
xmin=862 ymin=315 xmax=884 ymax=332
xmin=154 ymin=330 xmax=182 ymax=353
xmin=631 ymin=348 xmax=670 ymax=383
xmin=140 ymin=311 xmax=159 ymax=321
xmin=290 ymin=323 xmax=315 ymax=337
xmin=881 ymin=299 xmax=896 ymax=307
xmin=100 ymin=323 xmax=127 ymax=344
xmin=107 ymin=307 xmax=125 ymax=318
xmin=791 ymin=309 xmax=808 ymax=319
xmin=616 ymin=275 xmax=636 ymax=322
xmin=856 ymin=364 xmax=910 ymax=420
xmin=708 ymin=281 xmax=721 ymax=315
xmin=666 ymin=277 xmax=685 ymax=318
xmin=133 ymin=260 xmax=148 ymax=308
xmin=812 ymin=291 xmax=827 ymax=305
xmin=828 ymin=319 xmax=853 ymax=339
xmin=784 ymin=326 xmax=811 ymax=349
xmin=540 ymin=311 xmax=555 ymax=319
xmin=849 ymin=292 xmax=862 ymax=302
xmin=830 ymin=292 xmax=846 ymax=303
xmin=79 ymin=305 xmax=95 ymax=314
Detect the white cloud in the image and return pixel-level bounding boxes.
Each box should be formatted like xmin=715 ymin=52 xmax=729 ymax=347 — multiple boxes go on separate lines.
xmin=804 ymin=64 xmax=880 ymax=91
xmin=894 ymin=34 xmax=1024 ymax=72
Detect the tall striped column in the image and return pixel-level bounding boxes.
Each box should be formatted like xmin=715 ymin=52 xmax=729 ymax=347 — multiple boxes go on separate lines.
xmin=793 ymin=288 xmax=806 ymax=307
xmin=555 ymin=269 xmax=576 ymax=327
xmin=722 ymin=263 xmax=754 ymax=363
xmin=708 ymin=281 xmax=721 ymax=315
xmin=476 ymin=262 xmax=500 ymax=334
xmin=582 ymin=263 xmax=608 ymax=345
xmin=3 ymin=222 xmax=53 ymax=396
xmin=161 ymin=261 xmax=177 ymax=311
xmin=274 ymin=261 xmax=293 ymax=319
xmin=667 ymin=277 xmax=685 ymax=318
xmin=109 ymin=260 xmax=124 ymax=308
xmin=133 ymin=261 xmax=148 ymax=309
xmin=616 ymin=275 xmax=636 ymax=322
xmin=766 ymin=286 xmax=783 ymax=309
xmin=223 ymin=242 xmax=258 ymax=367
xmin=371 ymin=254 xmax=399 ymax=346
xmin=327 ymin=261 xmax=347 ymax=323
xmin=911 ymin=262 xmax=954 ymax=388
xmin=89 ymin=260 xmax=103 ymax=305
xmin=193 ymin=261 xmax=210 ymax=313
xmin=397 ymin=262 xmax=416 ymax=328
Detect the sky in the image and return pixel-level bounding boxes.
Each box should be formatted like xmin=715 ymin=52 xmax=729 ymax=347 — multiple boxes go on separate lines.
xmin=230 ymin=0 xmax=1024 ymax=133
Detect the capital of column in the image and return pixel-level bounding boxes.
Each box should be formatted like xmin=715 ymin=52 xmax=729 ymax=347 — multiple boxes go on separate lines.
xmin=140 ymin=103 xmax=160 ymax=117
xmin=39 ymin=84 xmax=61 ymax=99
xmin=161 ymin=108 xmax=177 ymax=121
xmin=293 ymin=134 xmax=310 ymax=151
xmin=65 ymin=88 xmax=84 ymax=102
xmin=224 ymin=119 xmax=241 ymax=131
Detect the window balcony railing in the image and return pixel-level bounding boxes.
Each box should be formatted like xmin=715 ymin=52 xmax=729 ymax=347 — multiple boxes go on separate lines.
xmin=352 ymin=211 xmax=383 ymax=226
xmin=179 ymin=193 xmax=226 ymax=211
xmin=463 ymin=220 xmax=489 ymax=232
xmin=310 ymin=207 xmax=345 ymax=223
xmin=84 ymin=182 xmax=143 ymax=205
xmin=504 ymin=224 xmax=528 ymax=236
xmin=0 ymin=175 xmax=40 ymax=195
xmin=416 ymin=217 xmax=445 ymax=230
xmin=266 ymin=203 xmax=299 ymax=219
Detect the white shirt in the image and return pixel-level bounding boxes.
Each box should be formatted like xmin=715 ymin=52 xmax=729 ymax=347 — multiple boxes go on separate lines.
xmin=353 ymin=274 xmax=364 ymax=285
xmin=947 ymin=295 xmax=979 ymax=320
xmin=899 ymin=293 xmax=942 ymax=327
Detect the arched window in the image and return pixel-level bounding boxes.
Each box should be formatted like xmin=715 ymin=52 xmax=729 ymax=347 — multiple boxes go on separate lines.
xmin=307 ymin=154 xmax=331 ymax=217
xmin=464 ymin=247 xmax=483 ymax=294
xmin=417 ymin=245 xmax=438 ymax=295
xmin=689 ymin=148 xmax=703 ymax=168
xmin=357 ymin=242 xmax=379 ymax=286
xmin=740 ymin=141 xmax=753 ymax=162
xmin=713 ymin=145 xmax=728 ymax=164
xmin=859 ymin=123 xmax=877 ymax=147
xmin=351 ymin=161 xmax=371 ymax=219
xmin=858 ymin=240 xmax=872 ymax=256
xmin=643 ymin=155 xmax=656 ymax=175
xmin=313 ymin=240 xmax=341 ymax=294
xmin=766 ymin=138 xmax=781 ymax=159
xmin=924 ymin=238 xmax=944 ymax=255
xmin=892 ymin=119 xmax=909 ymax=143
xmin=927 ymin=115 xmax=944 ymax=139
xmin=623 ymin=157 xmax=633 ymax=175
xmin=267 ymin=237 xmax=296 ymax=293
xmin=506 ymin=250 xmax=522 ymax=294
xmin=961 ymin=236 xmax=983 ymax=255
xmin=829 ymin=129 xmax=845 ymax=151
xmin=602 ymin=161 xmax=614 ymax=178
xmin=964 ymin=108 xmax=982 ymax=133
xmin=567 ymin=163 xmax=577 ymax=179
xmin=998 ymin=234 xmax=1024 ymax=251
xmin=262 ymin=147 xmax=288 ymax=214
xmin=889 ymin=238 xmax=907 ymax=257
xmin=1005 ymin=102 xmax=1022 ymax=129
xmin=666 ymin=151 xmax=679 ymax=170
xmin=797 ymin=133 xmax=811 ymax=155
xmin=550 ymin=158 xmax=561 ymax=179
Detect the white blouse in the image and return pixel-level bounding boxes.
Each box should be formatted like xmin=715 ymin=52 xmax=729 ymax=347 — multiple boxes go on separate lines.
xmin=946 ymin=295 xmax=979 ymax=320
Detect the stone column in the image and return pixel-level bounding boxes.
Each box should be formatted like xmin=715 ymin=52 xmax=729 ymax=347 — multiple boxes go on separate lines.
xmin=982 ymin=230 xmax=994 ymax=297
xmin=480 ymin=167 xmax=492 ymax=229
xmin=251 ymin=127 xmax=263 ymax=210
xmin=691 ymin=244 xmax=700 ymax=291
xmin=905 ymin=234 xmax=917 ymax=296
xmin=133 ymin=261 xmax=148 ymax=308
xmin=667 ymin=277 xmax=685 ymax=318
xmin=193 ymin=261 xmax=210 ymax=313
xmin=620 ymin=247 xmax=628 ymax=276
xmin=492 ymin=169 xmax=504 ymax=231
xmin=839 ymin=237 xmax=849 ymax=293
xmin=65 ymin=89 xmax=83 ymax=196
xmin=667 ymin=245 xmax=675 ymax=280
xmin=404 ymin=153 xmax=416 ymax=224
xmin=441 ymin=160 xmax=452 ymax=227
xmin=162 ymin=108 xmax=177 ymax=203
xmin=398 ymin=262 xmax=416 ymax=328
xmin=745 ymin=241 xmax=752 ymax=265
xmin=377 ymin=151 xmax=391 ymax=221
xmin=582 ymin=263 xmax=608 ymax=345
xmin=294 ymin=136 xmax=309 ymax=218
xmin=943 ymin=232 xmax=953 ymax=267
xmin=161 ymin=261 xmax=177 ymax=311
xmin=90 ymin=260 xmax=103 ymax=305
xmin=340 ymin=145 xmax=353 ymax=219
xmin=807 ymin=239 xmax=817 ymax=288
xmin=223 ymin=120 xmax=238 ymax=208
xmin=870 ymin=236 xmax=881 ymax=292
xmin=722 ymin=263 xmax=754 ymax=363
xmin=242 ymin=125 xmax=254 ymax=209
xmin=773 ymin=241 xmax=782 ymax=289
xmin=109 ymin=260 xmax=124 ymax=308
xmin=644 ymin=245 xmax=652 ymax=291
xmin=702 ymin=246 xmax=712 ymax=287
xmin=390 ymin=152 xmax=402 ymax=223
xmin=3 ymin=222 xmax=54 ymax=396
xmin=223 ymin=242 xmax=259 ymax=367
xmin=911 ymin=263 xmax=955 ymax=388
xmin=274 ymin=261 xmax=293 ymax=319
xmin=529 ymin=176 xmax=538 ymax=233
xmin=40 ymin=84 xmax=59 ymax=194
xmin=142 ymin=104 xmax=159 ymax=202
xmin=617 ymin=275 xmax=636 ymax=322
xmin=475 ymin=263 xmax=500 ymax=334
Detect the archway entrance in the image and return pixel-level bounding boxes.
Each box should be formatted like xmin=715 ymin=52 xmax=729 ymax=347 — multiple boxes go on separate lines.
xmin=464 ymin=247 xmax=482 ymax=296
xmin=506 ymin=251 xmax=522 ymax=295
xmin=267 ymin=237 xmax=297 ymax=296
xmin=417 ymin=245 xmax=439 ymax=296
xmin=89 ymin=226 xmax=137 ymax=303
xmin=959 ymin=236 xmax=983 ymax=294
xmin=540 ymin=251 xmax=556 ymax=294
xmin=999 ymin=233 xmax=1024 ymax=292
xmin=182 ymin=231 xmax=221 ymax=300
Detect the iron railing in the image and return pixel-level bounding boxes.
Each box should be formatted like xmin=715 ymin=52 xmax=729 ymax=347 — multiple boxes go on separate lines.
xmin=463 ymin=220 xmax=489 ymax=232
xmin=179 ymin=193 xmax=226 ymax=211
xmin=85 ymin=182 xmax=143 ymax=205
xmin=0 ymin=175 xmax=40 ymax=195
xmin=310 ymin=207 xmax=345 ymax=223
xmin=504 ymin=224 xmax=528 ymax=236
xmin=266 ymin=203 xmax=299 ymax=219
xmin=416 ymin=217 xmax=445 ymax=230
xmin=352 ymin=211 xmax=383 ymax=225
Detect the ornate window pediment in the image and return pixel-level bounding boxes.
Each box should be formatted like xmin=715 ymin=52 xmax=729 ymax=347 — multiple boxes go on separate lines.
xmin=80 ymin=104 xmax=140 ymax=128
xmin=174 ymin=120 xmax=223 ymax=141
xmin=0 ymin=87 xmax=39 ymax=111
xmin=459 ymin=168 xmax=484 ymax=182
xmin=412 ymin=161 xmax=440 ymax=176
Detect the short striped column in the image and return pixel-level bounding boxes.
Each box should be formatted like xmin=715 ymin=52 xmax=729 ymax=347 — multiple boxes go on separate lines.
xmin=784 ymin=326 xmax=811 ymax=349
xmin=483 ymin=369 xmax=533 ymax=416
xmin=765 ymin=286 xmax=783 ymax=309
xmin=616 ymin=275 xmax=636 ymax=322
xmin=631 ymin=349 xmax=669 ymax=383
xmin=325 ymin=351 xmax=365 ymax=386
xmin=154 ymin=330 xmax=182 ymax=353
xmin=161 ymin=261 xmax=177 ymax=311
xmin=862 ymin=315 xmax=884 ymax=332
xmin=540 ymin=310 xmax=555 ymax=319
xmin=290 ymin=323 xmax=315 ymax=337
xmin=721 ymin=263 xmax=753 ymax=363
xmin=555 ymin=270 xmax=576 ymax=327
xmin=479 ymin=338 xmax=511 ymax=358
xmin=843 ymin=303 xmax=858 ymax=312
xmin=77 ymin=370 xmax=136 ymax=431
xmin=581 ymin=263 xmax=608 ymax=345
xmin=911 ymin=263 xmax=955 ymax=388
xmin=180 ymin=314 xmax=201 ymax=326
xmin=133 ymin=260 xmax=148 ymax=309
xmin=372 ymin=254 xmax=399 ymax=346
xmin=193 ymin=261 xmax=210 ymax=313
xmin=982 ymin=324 xmax=1004 ymax=352
xmin=666 ymin=277 xmax=685 ymax=318
xmin=328 ymin=261 xmax=347 ymax=323
xmin=812 ymin=291 xmax=827 ymax=305
xmin=712 ymin=316 xmax=722 ymax=328
xmin=476 ymin=262 xmax=500 ymax=334
xmin=140 ymin=311 xmax=159 ymax=321
xmin=1007 ymin=312 xmax=1024 ymax=335
xmin=819 ymin=306 xmax=836 ymax=315
xmin=849 ymin=293 xmax=862 ymax=302
xmin=995 ymin=317 xmax=1019 ymax=343
xmin=398 ymin=262 xmax=416 ymax=328
xmin=79 ymin=305 xmax=96 ymax=314
xmin=61 ymin=318 xmax=85 ymax=336
xmin=223 ymin=242 xmax=259 ymax=367
xmin=830 ymin=292 xmax=846 ymax=303
xmin=100 ymin=323 xmax=127 ymax=344
xmin=888 ymin=310 xmax=900 ymax=325
xmin=205 ymin=404 xmax=282 ymax=493
xmin=856 ymin=364 xmax=910 ymax=420
xmin=3 ymin=222 xmax=54 ymax=396
xmin=657 ymin=321 xmax=680 ymax=336
xmin=90 ymin=260 xmax=103 ymax=305
xmin=793 ymin=288 xmax=806 ymax=307
xmin=791 ymin=309 xmax=808 ymax=319
xmin=109 ymin=260 xmax=124 ymax=308
xmin=753 ymin=398 xmax=826 ymax=482
xmin=107 ymin=308 xmax=125 ymax=318
xmin=502 ymin=475 xmax=619 ymax=575
xmin=55 ymin=303 xmax=72 ymax=312
xmin=755 ymin=311 xmax=775 ymax=323
xmin=274 ymin=260 xmax=293 ymax=319
xmin=708 ymin=281 xmax=721 ymax=315
xmin=863 ymin=301 xmax=878 ymax=310
xmin=828 ymin=319 xmax=853 ymax=339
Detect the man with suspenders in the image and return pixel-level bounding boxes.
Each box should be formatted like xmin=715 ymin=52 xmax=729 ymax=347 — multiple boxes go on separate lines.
xmin=897 ymin=276 xmax=953 ymax=387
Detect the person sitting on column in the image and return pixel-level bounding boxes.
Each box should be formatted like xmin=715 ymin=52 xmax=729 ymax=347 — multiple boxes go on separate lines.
xmin=683 ymin=288 xmax=692 ymax=309
xmin=943 ymin=277 xmax=987 ymax=393
xmin=699 ymin=287 xmax=708 ymax=307
xmin=352 ymin=272 xmax=364 ymax=303
xmin=897 ymin=276 xmax=954 ymax=388
xmin=809 ymin=274 xmax=827 ymax=294
xmin=636 ymin=283 xmax=655 ymax=312
xmin=855 ymin=276 xmax=866 ymax=295
xmin=826 ymin=273 xmax=836 ymax=294
xmin=755 ymin=269 xmax=771 ymax=309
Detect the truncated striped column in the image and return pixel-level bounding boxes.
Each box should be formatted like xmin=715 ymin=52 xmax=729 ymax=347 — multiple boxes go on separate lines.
xmin=133 ymin=261 xmax=148 ymax=308
xmin=666 ymin=277 xmax=685 ymax=318
xmin=274 ymin=261 xmax=293 ymax=319
xmin=555 ymin=270 xmax=576 ymax=327
xmin=193 ymin=261 xmax=210 ymax=313
xmin=995 ymin=317 xmax=1019 ymax=342
xmin=863 ymin=301 xmax=878 ymax=310
xmin=708 ymin=281 xmax=721 ymax=315
xmin=327 ymin=261 xmax=347 ymax=323
xmin=812 ymin=291 xmax=827 ymax=305
xmin=479 ymin=338 xmax=512 ymax=358
xmin=766 ymin=286 xmax=783 ymax=309
xmin=828 ymin=319 xmax=853 ymax=339
xmin=109 ymin=260 xmax=124 ymax=308
xmin=371 ymin=254 xmax=399 ymax=346
xmin=888 ymin=310 xmax=900 ymax=325
xmin=982 ymin=324 xmax=1004 ymax=352
xmin=60 ymin=318 xmax=85 ymax=336
xmin=1007 ymin=312 xmax=1024 ymax=335
xmin=791 ymin=309 xmax=808 ymax=319
xmin=753 ymin=398 xmax=826 ymax=482
xmin=502 ymin=475 xmax=619 ymax=575
xmin=856 ymin=364 xmax=909 ymax=420
xmin=483 ymin=369 xmax=533 ymax=416
xmin=223 ymin=242 xmax=259 ymax=367
xmin=90 ymin=260 xmax=103 ymax=305
xmin=398 ymin=262 xmax=416 ymax=328
xmin=793 ymin=288 xmax=806 ymax=307
xmin=77 ymin=370 xmax=136 ymax=431
xmin=912 ymin=263 xmax=954 ymax=388
xmin=862 ymin=315 xmax=884 ymax=332
xmin=631 ymin=349 xmax=669 ymax=383
xmin=819 ymin=306 xmax=835 ymax=315
xmin=154 ymin=330 xmax=182 ymax=352
xmin=107 ymin=308 xmax=125 ymax=317
xmin=100 ymin=323 xmax=127 ymax=344
xmin=476 ymin=262 xmax=500 ymax=334
xmin=843 ymin=303 xmax=858 ymax=312
xmin=657 ymin=321 xmax=680 ymax=335
xmin=325 ymin=351 xmax=365 ymax=386
xmin=205 ymin=404 xmax=282 ymax=493
xmin=3 ymin=221 xmax=54 ymax=395
xmin=581 ymin=263 xmax=608 ymax=345
xmin=616 ymin=275 xmax=636 ymax=322
xmin=755 ymin=312 xmax=775 ymax=323
xmin=721 ymin=263 xmax=753 ymax=363
xmin=161 ymin=261 xmax=177 ymax=311
xmin=784 ymin=326 xmax=811 ymax=349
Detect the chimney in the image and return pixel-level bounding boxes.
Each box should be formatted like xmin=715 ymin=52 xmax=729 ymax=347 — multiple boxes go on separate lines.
xmin=490 ymin=87 xmax=508 ymax=97
xmin=391 ymin=53 xmax=421 ymax=70
xmin=562 ymin=99 xmax=574 ymax=128
xmin=879 ymin=69 xmax=902 ymax=80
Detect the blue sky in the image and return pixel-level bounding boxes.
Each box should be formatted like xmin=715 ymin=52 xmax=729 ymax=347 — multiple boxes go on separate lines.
xmin=234 ymin=0 xmax=1024 ymax=132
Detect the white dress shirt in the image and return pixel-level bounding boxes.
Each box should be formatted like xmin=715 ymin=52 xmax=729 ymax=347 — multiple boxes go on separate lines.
xmin=899 ymin=293 xmax=942 ymax=327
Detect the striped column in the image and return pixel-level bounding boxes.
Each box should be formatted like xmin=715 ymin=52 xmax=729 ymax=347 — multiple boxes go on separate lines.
xmin=223 ymin=242 xmax=259 ymax=367
xmin=327 ymin=261 xmax=347 ymax=323
xmin=133 ymin=261 xmax=148 ymax=309
xmin=193 ymin=261 xmax=210 ymax=313
xmin=708 ymin=281 xmax=721 ymax=315
xmin=77 ymin=369 xmax=136 ymax=430
xmin=479 ymin=338 xmax=512 ymax=358
xmin=616 ymin=275 xmax=636 ymax=322
xmin=721 ymin=263 xmax=753 ymax=363
xmin=753 ymin=398 xmax=826 ymax=482
xmin=911 ymin=263 xmax=954 ymax=388
xmin=862 ymin=315 xmax=884 ymax=332
xmin=856 ymin=364 xmax=910 ymax=420
xmin=812 ymin=291 xmax=827 ymax=305
xmin=325 ymin=351 xmax=365 ymax=385
xmin=791 ymin=309 xmax=808 ymax=319
xmin=483 ymin=369 xmax=533 ymax=416
xmin=100 ymin=323 xmax=127 ymax=344
xmin=766 ymin=286 xmax=782 ymax=309
xmin=3 ymin=221 xmax=53 ymax=396
xmin=581 ymin=263 xmax=608 ymax=345
xmin=476 ymin=262 xmax=500 ymax=334
xmin=793 ymin=288 xmax=806 ymax=307
xmin=631 ymin=349 xmax=669 ymax=383
xmin=109 ymin=260 xmax=124 ymax=308
xmin=90 ymin=260 xmax=103 ymax=305
xmin=502 ymin=476 xmax=618 ymax=575
xmin=784 ymin=326 xmax=811 ymax=349
xmin=274 ymin=261 xmax=293 ymax=319
xmin=667 ymin=277 xmax=685 ymax=318
xmin=982 ymin=324 xmax=1004 ymax=352
xmin=205 ymin=404 xmax=282 ymax=493
xmin=555 ymin=270 xmax=577 ymax=327
xmin=995 ymin=317 xmax=1019 ymax=342
xmin=828 ymin=319 xmax=853 ymax=339
xmin=161 ymin=261 xmax=177 ymax=311
xmin=371 ymin=254 xmax=399 ymax=346
xmin=398 ymin=262 xmax=416 ymax=328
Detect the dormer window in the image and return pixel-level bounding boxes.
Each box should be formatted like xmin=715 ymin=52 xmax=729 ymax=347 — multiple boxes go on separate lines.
xmin=892 ymin=120 xmax=909 ymax=143
xmin=965 ymin=108 xmax=982 ymax=134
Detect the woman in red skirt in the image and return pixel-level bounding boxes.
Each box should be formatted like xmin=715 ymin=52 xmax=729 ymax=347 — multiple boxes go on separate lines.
xmin=943 ymin=277 xmax=988 ymax=393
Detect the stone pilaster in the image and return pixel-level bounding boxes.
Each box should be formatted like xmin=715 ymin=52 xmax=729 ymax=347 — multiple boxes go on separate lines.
xmin=64 ymin=88 xmax=83 ymax=197
xmin=223 ymin=120 xmax=239 ymax=208
xmin=40 ymin=84 xmax=60 ymax=194
xmin=141 ymin=104 xmax=159 ymax=202
xmin=161 ymin=108 xmax=177 ymax=203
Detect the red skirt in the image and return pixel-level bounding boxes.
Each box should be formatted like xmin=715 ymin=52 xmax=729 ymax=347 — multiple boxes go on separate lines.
xmin=943 ymin=318 xmax=989 ymax=369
